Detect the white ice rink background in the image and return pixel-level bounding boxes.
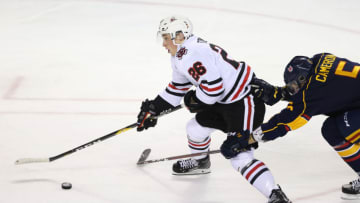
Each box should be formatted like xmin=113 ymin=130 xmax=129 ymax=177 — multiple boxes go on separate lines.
xmin=1 ymin=0 xmax=360 ymax=202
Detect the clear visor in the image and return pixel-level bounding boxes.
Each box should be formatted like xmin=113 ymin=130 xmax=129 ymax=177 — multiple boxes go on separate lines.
xmin=286 ymin=80 xmax=301 ymax=95
xmin=285 ymin=74 xmax=307 ymax=96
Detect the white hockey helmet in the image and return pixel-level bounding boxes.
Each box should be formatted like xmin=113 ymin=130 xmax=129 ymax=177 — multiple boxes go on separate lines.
xmin=157 ymin=16 xmax=193 ymax=40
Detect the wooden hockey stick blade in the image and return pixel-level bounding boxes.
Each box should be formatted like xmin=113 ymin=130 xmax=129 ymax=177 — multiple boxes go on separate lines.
xmin=136 ymin=148 xmax=151 ymax=165
xmin=15 ymin=158 xmax=50 ymax=165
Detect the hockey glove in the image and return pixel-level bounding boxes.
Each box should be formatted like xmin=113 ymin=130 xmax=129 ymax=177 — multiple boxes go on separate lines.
xmin=137 ymin=96 xmax=175 ymax=132
xmin=252 ymin=127 xmax=266 ymax=142
xmin=250 ymin=77 xmax=285 ymax=105
xmin=184 ymin=90 xmax=208 ymax=113
xmin=220 ymin=131 xmax=251 ymax=159
xmin=137 ymin=99 xmax=158 ymax=131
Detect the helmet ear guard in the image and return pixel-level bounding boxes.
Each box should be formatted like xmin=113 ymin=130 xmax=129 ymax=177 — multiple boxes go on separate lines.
xmin=283 ymin=56 xmax=313 ymax=95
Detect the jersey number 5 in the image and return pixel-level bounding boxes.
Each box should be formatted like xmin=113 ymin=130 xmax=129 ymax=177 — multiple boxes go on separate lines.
xmin=335 ymin=61 xmax=360 ymax=79
xmin=188 ymin=61 xmax=206 ymax=81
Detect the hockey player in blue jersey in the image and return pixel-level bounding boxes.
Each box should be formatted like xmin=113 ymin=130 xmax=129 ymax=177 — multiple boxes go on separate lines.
xmin=229 ymin=53 xmax=360 ymax=200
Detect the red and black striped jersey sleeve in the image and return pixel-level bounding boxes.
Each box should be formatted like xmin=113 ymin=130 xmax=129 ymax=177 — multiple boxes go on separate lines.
xmin=198 ymin=77 xmax=224 ymax=100
xmin=159 ymin=81 xmax=192 ymax=107
xmin=166 ymin=81 xmax=192 ymax=97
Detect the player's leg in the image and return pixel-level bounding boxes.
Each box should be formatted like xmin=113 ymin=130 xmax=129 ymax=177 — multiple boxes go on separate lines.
xmin=224 ymin=96 xmax=291 ymax=202
xmin=186 ymin=118 xmax=215 ymax=159
xmin=321 ymin=109 xmax=360 ymax=199
xmin=172 ymin=103 xmax=236 ymax=175
xmin=230 ymin=150 xmax=290 ymax=203
xmin=172 ymin=115 xmax=216 ymax=175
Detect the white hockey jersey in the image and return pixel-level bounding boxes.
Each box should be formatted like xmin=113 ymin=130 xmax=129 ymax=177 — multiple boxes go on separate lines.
xmin=159 ymin=36 xmax=254 ymax=107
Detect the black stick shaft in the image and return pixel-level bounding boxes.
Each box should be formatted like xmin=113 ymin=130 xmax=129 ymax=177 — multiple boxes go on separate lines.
xmin=49 ymin=123 xmax=137 ymax=162
xmin=47 ymin=104 xmax=184 ymax=162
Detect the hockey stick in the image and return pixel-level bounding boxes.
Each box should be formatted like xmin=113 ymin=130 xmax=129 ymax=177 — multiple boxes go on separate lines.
xmin=15 ymin=104 xmax=185 ymax=165
xmin=137 ymin=148 xmax=152 ymax=164
xmin=136 ymin=149 xmax=221 ymax=165
xmin=136 ymin=135 xmax=257 ymax=165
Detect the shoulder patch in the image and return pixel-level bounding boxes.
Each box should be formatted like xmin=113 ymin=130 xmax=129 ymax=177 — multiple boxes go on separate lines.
xmin=176 ymin=47 xmax=188 ymax=59
xmin=287 ymin=65 xmax=293 ymax=72
xmin=197 ymin=38 xmax=207 ymax=43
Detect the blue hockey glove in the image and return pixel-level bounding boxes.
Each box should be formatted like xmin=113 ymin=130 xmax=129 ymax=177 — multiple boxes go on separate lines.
xmin=250 ymin=77 xmax=285 ymax=105
xmin=220 ymin=131 xmax=251 ymax=159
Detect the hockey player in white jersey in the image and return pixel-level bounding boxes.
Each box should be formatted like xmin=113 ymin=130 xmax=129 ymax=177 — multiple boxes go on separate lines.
xmin=136 ymin=16 xmax=291 ymax=203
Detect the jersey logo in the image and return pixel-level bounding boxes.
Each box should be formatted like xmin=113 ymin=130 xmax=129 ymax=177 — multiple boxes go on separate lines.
xmin=287 ymin=65 xmax=294 ymax=72
xmin=176 ymin=47 xmax=188 ymax=59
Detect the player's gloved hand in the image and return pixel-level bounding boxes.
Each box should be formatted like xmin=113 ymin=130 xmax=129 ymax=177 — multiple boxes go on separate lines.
xmin=250 ymin=77 xmax=284 ymax=105
xmin=252 ymin=127 xmax=266 ymax=142
xmin=220 ymin=131 xmax=251 ymax=159
xmin=184 ymin=90 xmax=208 ymax=113
xmin=137 ymin=99 xmax=158 ymax=131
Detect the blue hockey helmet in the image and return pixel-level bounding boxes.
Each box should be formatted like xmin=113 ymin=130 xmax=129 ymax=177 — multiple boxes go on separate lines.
xmin=283 ymin=56 xmax=313 ymax=95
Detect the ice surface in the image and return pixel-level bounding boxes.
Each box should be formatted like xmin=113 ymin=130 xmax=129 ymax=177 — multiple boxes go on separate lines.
xmin=1 ymin=0 xmax=359 ymax=202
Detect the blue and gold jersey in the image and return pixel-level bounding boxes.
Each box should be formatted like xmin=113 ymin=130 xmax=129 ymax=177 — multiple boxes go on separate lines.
xmin=261 ymin=53 xmax=360 ymax=141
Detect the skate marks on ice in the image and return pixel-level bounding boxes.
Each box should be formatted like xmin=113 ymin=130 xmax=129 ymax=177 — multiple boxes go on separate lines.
xmin=12 ymin=178 xmax=59 ymax=185
xmin=292 ymin=187 xmax=341 ymax=202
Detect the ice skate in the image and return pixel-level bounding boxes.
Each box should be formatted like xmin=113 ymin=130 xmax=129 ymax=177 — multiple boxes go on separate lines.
xmin=268 ymin=185 xmax=292 ymax=203
xmin=172 ymin=155 xmax=211 ymax=175
xmin=342 ymin=178 xmax=360 ymax=200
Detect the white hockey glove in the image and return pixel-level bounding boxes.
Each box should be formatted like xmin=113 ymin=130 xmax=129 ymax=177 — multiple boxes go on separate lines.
xmin=252 ymin=127 xmax=266 ymax=142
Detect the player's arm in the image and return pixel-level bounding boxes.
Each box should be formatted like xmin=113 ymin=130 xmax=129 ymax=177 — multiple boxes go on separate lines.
xmin=136 ymin=95 xmax=175 ymax=131
xmin=195 ymin=74 xmax=224 ymax=105
xmin=137 ymin=70 xmax=192 ymax=131
xmin=250 ymin=76 xmax=291 ymax=105
xmin=252 ymin=99 xmax=312 ymax=142
xmin=183 ymin=54 xmax=225 ymax=113
xmin=183 ymin=74 xmax=225 ymax=112
xmin=184 ymin=75 xmax=224 ymax=113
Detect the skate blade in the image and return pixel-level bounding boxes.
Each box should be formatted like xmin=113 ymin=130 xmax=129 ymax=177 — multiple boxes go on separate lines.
xmin=172 ymin=168 xmax=211 ymax=176
xmin=341 ymin=193 xmax=360 ymax=200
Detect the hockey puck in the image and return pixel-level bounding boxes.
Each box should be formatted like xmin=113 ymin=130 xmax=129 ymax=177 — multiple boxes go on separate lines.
xmin=61 ymin=182 xmax=72 ymax=190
